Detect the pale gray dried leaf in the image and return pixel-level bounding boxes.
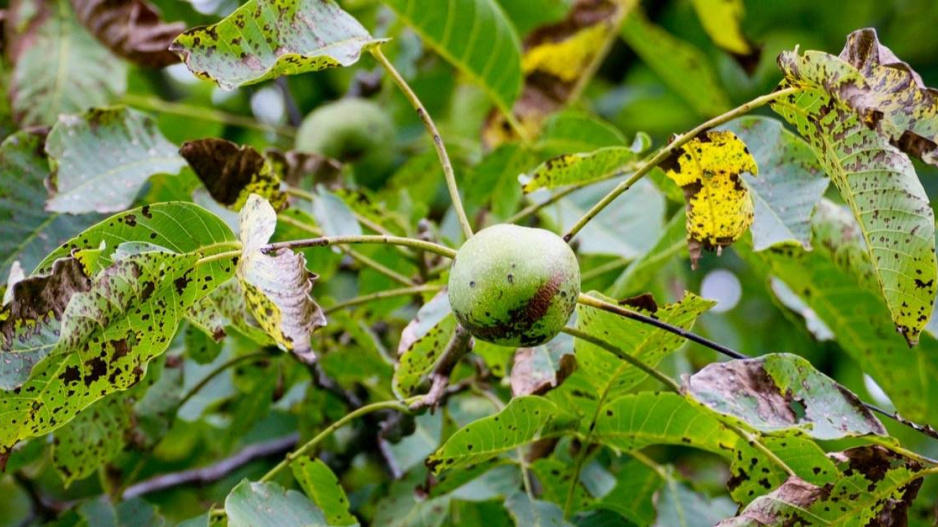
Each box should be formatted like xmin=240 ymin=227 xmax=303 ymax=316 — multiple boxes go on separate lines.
xmin=683 ymin=353 xmax=886 ymax=440
xmin=237 ymin=194 xmax=325 ymax=362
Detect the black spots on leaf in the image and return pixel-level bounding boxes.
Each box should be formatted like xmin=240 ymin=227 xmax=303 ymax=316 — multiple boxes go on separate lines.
xmin=123 ymin=214 xmax=137 ymax=227
xmin=173 ymin=272 xmax=193 ymax=296
xmin=83 ymin=356 xmax=107 ymax=387
xmin=58 ymin=365 xmax=81 ymax=385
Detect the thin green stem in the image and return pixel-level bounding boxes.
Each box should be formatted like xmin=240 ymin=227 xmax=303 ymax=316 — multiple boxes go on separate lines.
xmin=563 ymin=86 xmax=802 ymax=243
xmin=560 ymin=326 xmax=681 ymax=392
xmin=259 ymin=400 xmax=409 ymax=483
xmin=278 ymin=215 xmax=417 ymax=285
xmin=264 ymin=235 xmax=457 ymax=259
xmin=868 ymin=437 xmax=938 ymax=467
xmin=324 ymin=285 xmax=441 ymax=314
xmin=196 ymin=249 xmax=241 ymax=267
xmin=178 ymin=352 xmax=270 ymax=409
xmin=628 ymin=450 xmax=669 ymax=479
xmin=284 ymin=187 xmax=398 ymax=238
xmin=371 ymin=47 xmax=473 ymax=240
xmin=122 ymin=93 xmax=295 ymax=137
xmin=506 ymin=184 xmax=581 ymax=225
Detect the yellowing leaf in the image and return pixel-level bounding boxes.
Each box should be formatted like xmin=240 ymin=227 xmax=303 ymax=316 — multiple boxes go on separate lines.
xmin=521 ymin=23 xmax=609 ymax=82
xmin=237 ymin=194 xmax=325 ymax=362
xmin=689 ymin=0 xmax=753 ymax=56
xmin=484 ymin=0 xmax=633 ymax=146
xmin=663 ymin=131 xmax=758 ymax=268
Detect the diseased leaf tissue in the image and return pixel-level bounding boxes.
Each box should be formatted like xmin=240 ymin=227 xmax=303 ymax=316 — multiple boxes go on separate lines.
xmin=2 ymin=0 xmax=938 ymax=525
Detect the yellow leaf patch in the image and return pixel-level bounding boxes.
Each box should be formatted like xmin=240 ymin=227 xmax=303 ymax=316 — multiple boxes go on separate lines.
xmin=664 ymin=131 xmax=758 ymax=268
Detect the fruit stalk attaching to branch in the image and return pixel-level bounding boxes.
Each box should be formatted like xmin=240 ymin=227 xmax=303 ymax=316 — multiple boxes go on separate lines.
xmin=371 ymin=46 xmax=474 ymax=240
xmin=562 ymin=86 xmax=803 ymax=243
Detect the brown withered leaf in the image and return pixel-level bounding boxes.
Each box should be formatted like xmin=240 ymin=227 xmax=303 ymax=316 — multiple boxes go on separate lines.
xmin=180 ymin=138 xmax=287 ymax=212
xmin=483 ymin=0 xmax=631 ymax=147
xmin=719 ymin=446 xmax=922 ymax=526
xmin=70 ymin=0 xmax=185 ymax=68
xmin=1 ymin=257 xmax=92 ymax=390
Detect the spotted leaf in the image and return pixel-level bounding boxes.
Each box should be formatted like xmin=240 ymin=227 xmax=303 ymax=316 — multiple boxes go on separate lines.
xmin=773 ymin=45 xmax=937 ymax=345
xmin=1 ymin=258 xmax=92 ymax=390
xmin=46 ymin=107 xmax=187 ymax=214
xmin=719 ymin=446 xmax=924 ymax=526
xmin=427 ymin=396 xmax=576 ymax=474
xmin=237 ymin=194 xmax=325 ymax=362
xmin=393 ymin=290 xmax=456 ymax=398
xmin=663 ymin=130 xmax=758 ymax=268
xmin=521 ymin=145 xmax=646 ymax=193
xmin=180 ymin=138 xmax=287 ymax=211
xmin=0 ymin=249 xmax=220 ymax=457
xmin=170 ymin=0 xmax=385 ymax=90
xmin=291 ymin=457 xmax=357 ymax=527
xmin=683 ymin=353 xmax=887 ymax=440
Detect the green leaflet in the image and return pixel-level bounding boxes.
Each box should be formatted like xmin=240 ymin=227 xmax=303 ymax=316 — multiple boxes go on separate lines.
xmin=35 ymin=202 xmax=237 ymax=278
xmin=720 ymin=117 xmax=829 ymax=251
xmin=427 ymin=396 xmax=577 ymax=474
xmin=748 ymin=199 xmax=938 ymax=423
xmin=0 ymin=129 xmax=99 ymax=277
xmin=393 ymin=290 xmax=456 ymax=398
xmin=384 ymin=0 xmax=523 ymax=116
xmin=46 ymin=107 xmax=186 ymax=214
xmin=522 ymin=146 xmax=644 ymax=193
xmin=684 ymin=353 xmax=887 ymax=440
xmin=226 ymin=480 xmax=328 ymax=527
xmin=51 ymin=392 xmax=129 ymax=487
xmin=0 ymin=249 xmax=224 ymax=455
xmin=8 ymin=0 xmax=126 ymax=127
xmin=773 ymin=48 xmax=937 ymax=345
xmin=719 ymin=446 xmax=925 ymax=526
xmin=535 ymin=111 xmax=629 ymax=159
xmin=291 ymin=457 xmax=357 ymax=526
xmin=592 ymin=392 xmax=741 ymax=456
xmin=620 ymin=7 xmax=730 ymax=117
xmin=655 ymin=473 xmax=737 ymax=527
xmin=594 ymin=460 xmax=660 ymax=524
xmin=171 ymin=0 xmax=385 ymax=90
xmin=575 ymin=291 xmax=714 ymax=401
xmin=238 ymin=195 xmax=326 ymax=361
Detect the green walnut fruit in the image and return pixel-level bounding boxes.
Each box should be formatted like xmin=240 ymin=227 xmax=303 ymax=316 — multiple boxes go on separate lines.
xmin=295 ymin=98 xmax=395 ymax=189
xmin=448 ymin=224 xmax=580 ymax=347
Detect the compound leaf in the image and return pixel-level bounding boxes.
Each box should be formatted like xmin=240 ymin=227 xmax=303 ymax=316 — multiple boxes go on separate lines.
xmin=291 ymin=457 xmax=357 ymax=526
xmin=773 ymin=37 xmax=938 ymax=345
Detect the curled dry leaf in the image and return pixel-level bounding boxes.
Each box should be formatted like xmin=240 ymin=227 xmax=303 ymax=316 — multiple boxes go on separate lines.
xmin=683 ymin=353 xmax=886 ymax=440
xmin=70 ymin=0 xmax=185 ymax=68
xmin=0 ymin=257 xmax=91 ymax=390
xmin=264 ymin=148 xmax=342 ymax=188
xmin=237 ymin=194 xmax=325 ymax=363
xmin=484 ymin=0 xmax=631 ymax=146
xmin=180 ymin=138 xmax=287 ymax=211
xmin=509 ymin=346 xmax=575 ymax=397
xmin=662 ymin=130 xmax=758 ymax=269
